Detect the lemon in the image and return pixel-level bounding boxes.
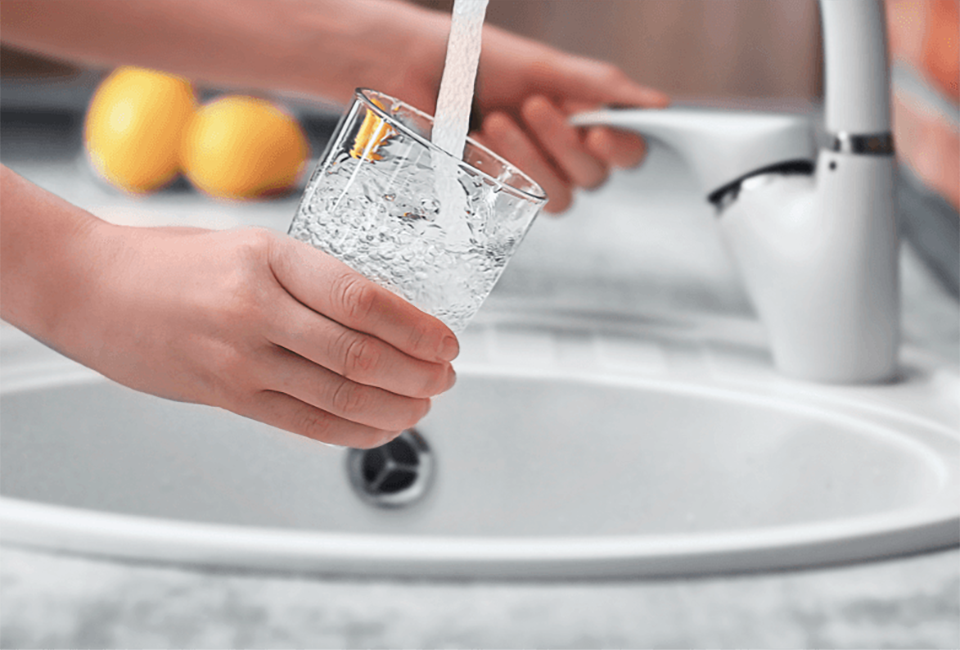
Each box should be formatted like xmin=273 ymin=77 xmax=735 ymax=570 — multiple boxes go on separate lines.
xmin=180 ymin=96 xmax=310 ymax=200
xmin=350 ymin=97 xmax=394 ymax=161
xmin=84 ymin=66 xmax=196 ymax=193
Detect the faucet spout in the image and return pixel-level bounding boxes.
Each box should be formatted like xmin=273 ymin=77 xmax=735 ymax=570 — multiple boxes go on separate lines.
xmin=820 ymin=0 xmax=892 ymax=135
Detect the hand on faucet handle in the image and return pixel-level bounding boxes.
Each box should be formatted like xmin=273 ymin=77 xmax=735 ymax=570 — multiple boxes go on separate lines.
xmin=466 ymin=25 xmax=669 ymax=213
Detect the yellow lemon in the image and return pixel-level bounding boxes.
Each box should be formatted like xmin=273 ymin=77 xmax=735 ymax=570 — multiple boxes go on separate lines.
xmin=180 ymin=96 xmax=310 ymax=200
xmin=84 ymin=66 xmax=196 ymax=193
xmin=350 ymin=97 xmax=394 ymax=161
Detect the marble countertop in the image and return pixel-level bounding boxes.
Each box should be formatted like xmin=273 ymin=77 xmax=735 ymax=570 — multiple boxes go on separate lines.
xmin=1 ymin=116 xmax=959 ymax=648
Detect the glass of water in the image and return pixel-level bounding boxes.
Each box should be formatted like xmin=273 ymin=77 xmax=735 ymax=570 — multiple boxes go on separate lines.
xmin=289 ymin=89 xmax=546 ymax=334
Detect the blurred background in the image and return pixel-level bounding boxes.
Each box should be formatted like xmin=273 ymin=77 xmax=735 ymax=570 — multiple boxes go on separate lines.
xmin=0 ymin=0 xmax=960 ymax=209
xmin=432 ymin=0 xmax=824 ymax=101
xmin=1 ymin=0 xmax=826 ymax=101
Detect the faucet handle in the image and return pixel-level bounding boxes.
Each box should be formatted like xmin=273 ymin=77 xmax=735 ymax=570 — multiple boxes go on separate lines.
xmin=571 ymin=107 xmax=817 ymax=200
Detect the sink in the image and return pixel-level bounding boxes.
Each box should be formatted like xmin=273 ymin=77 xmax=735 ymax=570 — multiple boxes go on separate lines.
xmin=1 ymin=310 xmax=958 ymax=579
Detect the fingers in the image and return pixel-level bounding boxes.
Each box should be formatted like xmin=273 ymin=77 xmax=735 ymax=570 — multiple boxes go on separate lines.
xmin=477 ymin=97 xmax=645 ymax=214
xmin=476 ymin=111 xmax=574 ymax=214
xmin=474 ymin=96 xmax=664 ymax=213
xmin=470 ymin=33 xmax=669 ymax=213
xmin=521 ymin=95 xmax=608 ymax=191
xmin=240 ymin=390 xmax=403 ymax=450
xmin=243 ymin=233 xmax=458 ymax=448
xmin=559 ymin=97 xmax=650 ymax=169
xmin=269 ymin=298 xmax=456 ymax=399
xmin=261 ymin=345 xmax=432 ymax=433
xmin=269 ymin=236 xmax=459 ymax=363
xmin=583 ymin=126 xmax=648 ymax=169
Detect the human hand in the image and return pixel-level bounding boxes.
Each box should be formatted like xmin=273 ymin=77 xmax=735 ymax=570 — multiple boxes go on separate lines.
xmin=383 ymin=9 xmax=670 ymax=214
xmin=64 ymin=225 xmax=459 ymax=449
xmin=469 ymin=27 xmax=669 ymax=213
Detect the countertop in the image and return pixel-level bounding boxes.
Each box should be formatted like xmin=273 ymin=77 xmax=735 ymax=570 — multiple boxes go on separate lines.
xmin=1 ymin=111 xmax=959 ymax=648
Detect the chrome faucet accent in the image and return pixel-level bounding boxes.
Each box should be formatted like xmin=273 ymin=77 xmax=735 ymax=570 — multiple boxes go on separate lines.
xmin=573 ymin=0 xmax=898 ymax=383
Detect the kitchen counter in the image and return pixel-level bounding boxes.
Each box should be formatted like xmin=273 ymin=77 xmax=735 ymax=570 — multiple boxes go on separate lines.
xmin=1 ymin=111 xmax=958 ymax=648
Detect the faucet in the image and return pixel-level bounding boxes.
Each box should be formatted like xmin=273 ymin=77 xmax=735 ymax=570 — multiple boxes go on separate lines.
xmin=572 ymin=0 xmax=898 ymax=384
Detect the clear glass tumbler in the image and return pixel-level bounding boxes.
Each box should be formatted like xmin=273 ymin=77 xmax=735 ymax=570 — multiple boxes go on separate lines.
xmin=289 ymin=89 xmax=546 ymax=334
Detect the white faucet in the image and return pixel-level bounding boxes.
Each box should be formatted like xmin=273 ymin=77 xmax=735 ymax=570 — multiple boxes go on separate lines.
xmin=573 ymin=0 xmax=898 ymax=384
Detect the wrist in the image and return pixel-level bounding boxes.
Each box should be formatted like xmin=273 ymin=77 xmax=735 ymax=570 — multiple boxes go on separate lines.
xmin=302 ymin=0 xmax=448 ymax=111
xmin=0 ymin=167 xmax=120 ymax=357
xmin=27 ymin=216 xmax=120 ymax=362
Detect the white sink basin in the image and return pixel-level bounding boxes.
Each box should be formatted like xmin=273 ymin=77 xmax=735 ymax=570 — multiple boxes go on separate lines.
xmin=2 ymin=311 xmax=957 ymax=579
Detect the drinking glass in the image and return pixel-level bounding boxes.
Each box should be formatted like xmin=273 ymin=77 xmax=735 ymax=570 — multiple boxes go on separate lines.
xmin=289 ymin=89 xmax=546 ymax=334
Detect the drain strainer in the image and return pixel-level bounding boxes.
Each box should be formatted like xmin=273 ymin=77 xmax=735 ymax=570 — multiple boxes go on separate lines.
xmin=347 ymin=429 xmax=434 ymax=508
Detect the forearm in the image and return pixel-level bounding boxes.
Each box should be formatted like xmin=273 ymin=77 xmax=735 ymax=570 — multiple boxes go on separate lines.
xmin=0 ymin=0 xmax=448 ymax=107
xmin=0 ymin=166 xmax=115 ymax=354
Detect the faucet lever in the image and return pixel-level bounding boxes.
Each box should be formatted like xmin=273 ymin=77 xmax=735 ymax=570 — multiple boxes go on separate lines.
xmin=571 ymin=107 xmax=816 ymax=199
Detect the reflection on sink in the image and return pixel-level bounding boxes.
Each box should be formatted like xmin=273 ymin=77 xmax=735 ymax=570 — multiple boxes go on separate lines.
xmin=1 ymin=311 xmax=957 ymax=579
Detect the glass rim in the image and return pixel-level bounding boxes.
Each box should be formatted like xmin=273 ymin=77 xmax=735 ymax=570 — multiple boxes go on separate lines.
xmin=355 ymin=88 xmax=547 ymax=205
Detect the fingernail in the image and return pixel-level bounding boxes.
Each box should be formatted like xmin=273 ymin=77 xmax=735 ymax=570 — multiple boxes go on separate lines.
xmin=438 ymin=335 xmax=459 ymax=361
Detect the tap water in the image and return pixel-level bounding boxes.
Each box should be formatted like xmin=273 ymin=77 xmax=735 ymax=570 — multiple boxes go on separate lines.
xmin=432 ymin=0 xmax=488 ymax=161
xmin=431 ymin=0 xmax=489 ymax=251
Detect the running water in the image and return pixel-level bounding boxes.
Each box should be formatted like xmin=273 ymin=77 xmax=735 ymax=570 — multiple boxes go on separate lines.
xmin=431 ymin=0 xmax=489 ymax=247
xmin=432 ymin=0 xmax=488 ymax=159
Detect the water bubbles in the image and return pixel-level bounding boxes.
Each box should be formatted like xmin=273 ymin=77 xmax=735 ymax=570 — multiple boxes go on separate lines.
xmin=420 ymin=197 xmax=441 ymax=219
xmin=290 ymin=150 xmax=521 ymax=334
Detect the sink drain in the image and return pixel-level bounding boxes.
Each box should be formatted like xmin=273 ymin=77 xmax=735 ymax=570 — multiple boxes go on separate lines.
xmin=347 ymin=429 xmax=434 ymax=508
